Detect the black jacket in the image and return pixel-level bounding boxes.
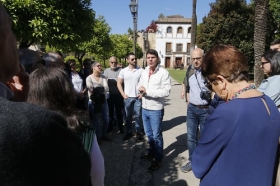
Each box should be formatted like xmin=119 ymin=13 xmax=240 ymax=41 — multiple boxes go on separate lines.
xmin=0 ymin=97 xmax=91 ymax=186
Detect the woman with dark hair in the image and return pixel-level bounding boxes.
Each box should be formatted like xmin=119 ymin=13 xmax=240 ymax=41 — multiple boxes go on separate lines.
xmin=68 ymin=59 xmax=87 ymax=110
xmin=258 ymin=49 xmax=280 ymax=111
xmin=27 ymin=68 xmax=105 ymax=186
xmin=86 ymin=62 xmax=111 ymax=143
xmin=192 ymin=45 xmax=280 ymax=185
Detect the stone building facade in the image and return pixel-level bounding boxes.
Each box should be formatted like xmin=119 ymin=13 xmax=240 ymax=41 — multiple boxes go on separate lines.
xmin=155 ymin=15 xmax=192 ymax=69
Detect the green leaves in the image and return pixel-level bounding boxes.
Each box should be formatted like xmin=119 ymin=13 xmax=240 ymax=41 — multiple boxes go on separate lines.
xmin=1 ymin=0 xmax=95 ymax=49
xmin=196 ymin=0 xmax=276 ymax=73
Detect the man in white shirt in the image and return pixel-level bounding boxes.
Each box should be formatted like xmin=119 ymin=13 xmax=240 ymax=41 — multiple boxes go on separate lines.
xmin=117 ymin=52 xmax=144 ymax=141
xmin=138 ymin=49 xmax=171 ymax=171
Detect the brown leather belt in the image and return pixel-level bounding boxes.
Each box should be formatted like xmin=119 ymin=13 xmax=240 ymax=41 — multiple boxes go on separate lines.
xmin=190 ymin=103 xmax=209 ymax=108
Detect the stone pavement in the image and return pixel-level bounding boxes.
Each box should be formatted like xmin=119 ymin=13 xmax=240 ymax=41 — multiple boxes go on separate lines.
xmin=99 ymin=77 xmax=200 ymax=186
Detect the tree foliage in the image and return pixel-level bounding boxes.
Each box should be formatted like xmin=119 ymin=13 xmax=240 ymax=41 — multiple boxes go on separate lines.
xmin=1 ymin=0 xmax=95 ymax=49
xmin=196 ymin=0 xmax=276 ymax=73
xmin=110 ymin=34 xmax=143 ymax=65
xmin=146 ymin=20 xmax=158 ymax=33
xmin=73 ymin=15 xmax=112 ymax=65
xmin=269 ymin=0 xmax=280 ymax=38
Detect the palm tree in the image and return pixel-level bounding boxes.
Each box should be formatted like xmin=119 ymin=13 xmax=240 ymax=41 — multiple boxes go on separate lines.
xmin=191 ymin=0 xmax=197 ymax=51
xmin=254 ymin=0 xmax=268 ymax=86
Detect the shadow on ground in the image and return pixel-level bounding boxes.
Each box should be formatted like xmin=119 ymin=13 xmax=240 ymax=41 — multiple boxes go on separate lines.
xmin=162 ymin=116 xmax=186 ymax=132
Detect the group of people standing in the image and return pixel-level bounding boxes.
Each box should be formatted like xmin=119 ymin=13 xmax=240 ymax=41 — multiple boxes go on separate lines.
xmin=2 ymin=1 xmax=280 ymax=184
xmin=0 ymin=4 xmax=171 ymax=185
xmin=180 ymin=42 xmax=280 ymax=185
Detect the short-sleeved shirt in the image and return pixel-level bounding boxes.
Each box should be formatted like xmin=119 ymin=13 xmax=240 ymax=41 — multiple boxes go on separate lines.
xmin=118 ymin=66 xmax=143 ymax=97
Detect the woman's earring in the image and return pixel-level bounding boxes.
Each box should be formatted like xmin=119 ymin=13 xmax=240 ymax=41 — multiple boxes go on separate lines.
xmin=220 ymin=88 xmax=228 ymax=100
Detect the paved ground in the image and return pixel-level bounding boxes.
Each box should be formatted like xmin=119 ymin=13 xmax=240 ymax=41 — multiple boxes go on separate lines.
xmin=100 ymin=77 xmax=200 ymax=186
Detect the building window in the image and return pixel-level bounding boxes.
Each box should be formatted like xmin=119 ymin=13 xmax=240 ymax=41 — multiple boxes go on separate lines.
xmin=167 ymin=27 xmax=172 ymax=33
xmin=188 ymin=27 xmax=191 ymax=33
xmin=177 ymin=27 xmax=183 ymax=33
xmin=166 ymin=43 xmax=172 ymax=52
xmin=187 ymin=43 xmax=191 ymax=54
xmin=176 ymin=44 xmax=183 ymax=52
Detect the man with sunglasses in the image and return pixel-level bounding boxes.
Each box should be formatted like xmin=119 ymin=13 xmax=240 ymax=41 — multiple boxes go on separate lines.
xmin=117 ymin=52 xmax=144 ymax=141
xmin=103 ymin=56 xmax=124 ymax=134
xmin=180 ymin=48 xmax=210 ymax=173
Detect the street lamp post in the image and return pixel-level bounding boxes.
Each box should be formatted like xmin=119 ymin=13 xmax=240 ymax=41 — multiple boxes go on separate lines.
xmin=129 ymin=0 xmax=138 ymax=55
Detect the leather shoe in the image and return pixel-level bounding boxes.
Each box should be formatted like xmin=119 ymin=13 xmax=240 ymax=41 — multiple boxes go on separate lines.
xmin=148 ymin=161 xmax=161 ymax=171
xmin=140 ymin=154 xmax=153 ymax=160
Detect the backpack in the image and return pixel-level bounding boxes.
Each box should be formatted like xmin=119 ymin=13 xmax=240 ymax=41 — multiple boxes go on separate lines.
xmin=183 ymin=65 xmax=195 ymax=93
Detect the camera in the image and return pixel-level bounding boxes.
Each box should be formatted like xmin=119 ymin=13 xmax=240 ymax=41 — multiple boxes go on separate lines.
xmin=200 ymin=89 xmax=212 ymax=103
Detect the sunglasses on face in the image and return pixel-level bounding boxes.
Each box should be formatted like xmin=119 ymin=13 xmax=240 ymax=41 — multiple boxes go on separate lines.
xmin=261 ymin=61 xmax=269 ymax=67
xmin=110 ymin=62 xmax=117 ymax=64
xmin=130 ymin=58 xmax=137 ymax=61
xmin=95 ymin=65 xmax=102 ymax=68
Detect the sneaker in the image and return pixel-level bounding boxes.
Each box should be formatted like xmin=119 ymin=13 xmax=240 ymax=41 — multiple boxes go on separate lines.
xmin=140 ymin=154 xmax=153 ymax=160
xmin=148 ymin=161 xmax=162 ymax=171
xmin=122 ymin=133 xmax=133 ymax=141
xmin=180 ymin=162 xmax=192 ymax=173
xmin=102 ymin=135 xmax=113 ymax=141
xmin=136 ymin=132 xmax=144 ymax=140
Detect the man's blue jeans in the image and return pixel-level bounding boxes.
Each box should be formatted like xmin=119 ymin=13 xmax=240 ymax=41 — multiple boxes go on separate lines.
xmin=187 ymin=103 xmax=208 ymax=161
xmin=124 ymin=97 xmax=142 ymax=133
xmin=88 ymin=100 xmax=109 ymax=138
xmin=142 ymin=108 xmax=164 ymax=163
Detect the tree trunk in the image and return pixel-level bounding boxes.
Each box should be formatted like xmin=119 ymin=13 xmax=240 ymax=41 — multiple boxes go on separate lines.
xmin=191 ymin=0 xmax=197 ymax=52
xmin=254 ymin=0 xmax=268 ymax=86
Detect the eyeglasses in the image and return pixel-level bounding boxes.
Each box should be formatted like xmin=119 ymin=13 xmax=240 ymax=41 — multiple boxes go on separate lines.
xmin=110 ymin=62 xmax=117 ymax=64
xmin=95 ymin=65 xmax=102 ymax=68
xmin=191 ymin=57 xmax=202 ymax=61
xmin=131 ymin=58 xmax=137 ymax=61
xmin=205 ymin=80 xmax=215 ymax=91
xmin=261 ymin=61 xmax=270 ymax=67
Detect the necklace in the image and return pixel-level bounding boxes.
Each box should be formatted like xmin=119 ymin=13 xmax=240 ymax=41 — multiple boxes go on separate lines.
xmin=228 ymin=84 xmax=256 ymax=101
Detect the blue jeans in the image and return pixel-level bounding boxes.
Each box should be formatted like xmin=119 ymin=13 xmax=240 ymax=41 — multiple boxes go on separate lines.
xmin=88 ymin=100 xmax=109 ymax=138
xmin=124 ymin=97 xmax=142 ymax=134
xmin=187 ymin=103 xmax=208 ymax=161
xmin=142 ymin=108 xmax=164 ymax=162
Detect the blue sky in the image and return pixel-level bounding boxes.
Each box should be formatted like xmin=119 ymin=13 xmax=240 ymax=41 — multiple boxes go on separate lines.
xmin=91 ymin=0 xmax=251 ymax=35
